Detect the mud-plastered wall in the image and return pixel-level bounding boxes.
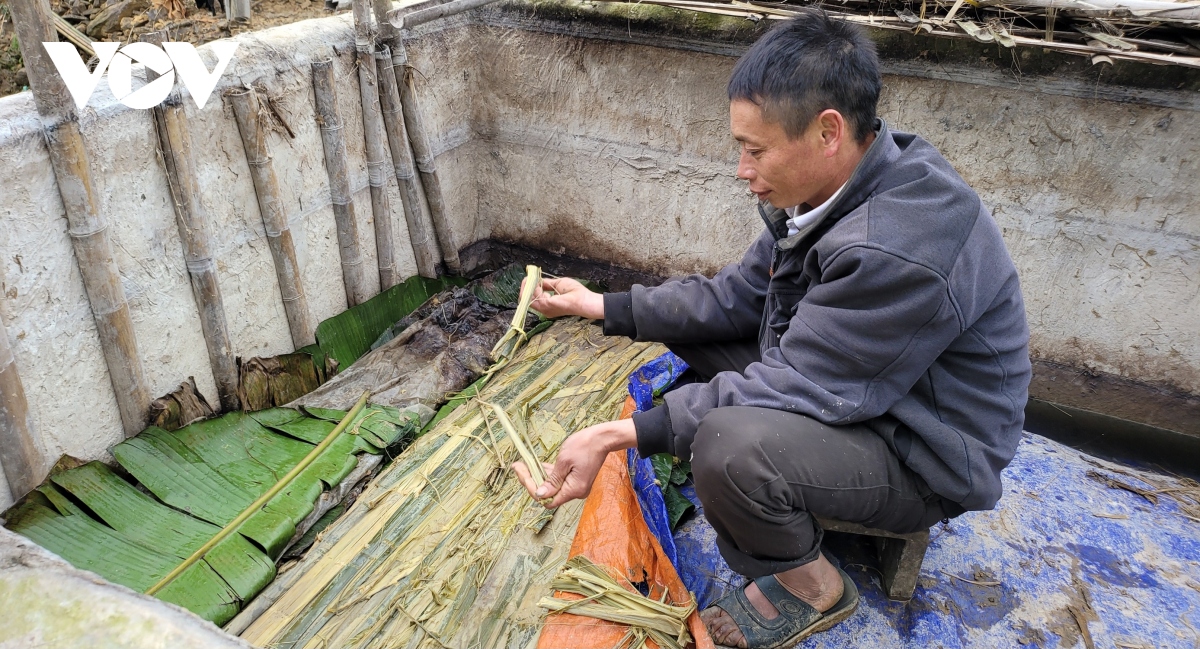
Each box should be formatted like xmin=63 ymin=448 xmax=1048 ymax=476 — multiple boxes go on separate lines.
xmin=464 ymin=16 xmax=1199 ymax=420
xmin=880 ymin=82 xmax=1199 ymax=405
xmin=471 ymin=29 xmax=758 ymax=277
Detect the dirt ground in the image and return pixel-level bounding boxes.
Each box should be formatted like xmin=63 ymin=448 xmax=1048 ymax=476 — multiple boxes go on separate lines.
xmin=0 ymin=0 xmax=337 ymax=99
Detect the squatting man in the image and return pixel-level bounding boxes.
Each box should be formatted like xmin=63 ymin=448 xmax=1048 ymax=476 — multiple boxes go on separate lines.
xmin=514 ymin=10 xmax=1031 ymax=648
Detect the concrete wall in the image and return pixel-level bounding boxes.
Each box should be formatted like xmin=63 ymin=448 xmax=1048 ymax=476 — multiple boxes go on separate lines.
xmin=1 ymin=4 xmax=1197 ymax=508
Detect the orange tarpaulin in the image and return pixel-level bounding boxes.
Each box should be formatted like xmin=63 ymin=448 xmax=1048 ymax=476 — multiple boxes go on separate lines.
xmin=537 ymin=398 xmax=714 ymax=649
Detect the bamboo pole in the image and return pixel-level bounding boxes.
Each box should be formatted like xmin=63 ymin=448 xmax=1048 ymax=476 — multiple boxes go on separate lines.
xmin=376 ymin=46 xmax=440 ymax=279
xmin=228 ymin=88 xmax=316 ymax=349
xmin=146 ymin=391 xmax=370 ymax=596
xmin=311 ymin=59 xmax=372 ymax=307
xmin=0 ymin=309 xmax=45 ymax=500
xmin=9 ymin=0 xmax=150 ymax=437
xmin=370 ymin=2 xmax=461 ymax=275
xmin=373 ymin=0 xmax=441 ymax=280
xmin=389 ymin=0 xmax=507 ymax=29
xmin=353 ymin=0 xmax=400 ymax=291
xmin=143 ymin=30 xmax=239 ymax=412
xmin=397 ymin=50 xmax=460 ymax=274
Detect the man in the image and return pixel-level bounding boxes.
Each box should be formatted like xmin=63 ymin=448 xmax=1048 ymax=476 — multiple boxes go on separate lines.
xmin=514 ymin=10 xmax=1030 ymax=648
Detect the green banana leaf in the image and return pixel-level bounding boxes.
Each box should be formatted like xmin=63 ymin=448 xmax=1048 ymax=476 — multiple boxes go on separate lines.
xmin=467 ymin=263 xmax=527 ymax=307
xmin=49 ymin=462 xmax=276 ymax=601
xmin=650 ymin=453 xmax=694 ymax=531
xmin=7 ymin=404 xmax=416 ymax=626
xmin=7 ymin=493 xmax=242 ymax=625
xmin=110 ymin=406 xmax=414 ymax=556
xmin=315 ymin=275 xmax=465 ymax=371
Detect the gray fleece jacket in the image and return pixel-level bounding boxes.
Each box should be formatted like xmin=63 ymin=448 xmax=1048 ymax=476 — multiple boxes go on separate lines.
xmin=604 ymin=120 xmax=1030 ymax=512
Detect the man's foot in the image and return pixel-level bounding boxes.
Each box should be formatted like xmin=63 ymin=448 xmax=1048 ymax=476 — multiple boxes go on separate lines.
xmin=700 ymin=552 xmax=844 ymax=648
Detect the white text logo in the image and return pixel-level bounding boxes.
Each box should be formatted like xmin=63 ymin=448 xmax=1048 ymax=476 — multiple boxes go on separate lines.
xmin=42 ymin=41 xmax=238 ymax=110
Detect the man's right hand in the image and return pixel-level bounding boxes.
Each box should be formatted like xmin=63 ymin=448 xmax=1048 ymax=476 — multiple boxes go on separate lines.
xmin=512 ymin=418 xmax=637 ymax=508
xmin=528 ymin=277 xmax=605 ymax=320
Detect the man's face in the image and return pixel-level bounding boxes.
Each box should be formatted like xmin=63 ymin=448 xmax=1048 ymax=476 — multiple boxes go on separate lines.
xmin=730 ymin=99 xmax=836 ymax=210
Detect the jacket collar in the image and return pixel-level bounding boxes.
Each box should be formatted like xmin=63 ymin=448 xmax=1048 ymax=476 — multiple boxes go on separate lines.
xmin=758 ymin=118 xmax=900 ymax=250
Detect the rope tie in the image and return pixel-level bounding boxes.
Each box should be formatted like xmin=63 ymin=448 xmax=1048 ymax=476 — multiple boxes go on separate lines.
xmin=414 ymin=154 xmax=437 ymax=174
xmin=68 ymin=223 xmax=110 ymax=239
xmin=367 ymin=161 xmax=389 ymax=187
xmin=330 ymin=185 xmax=351 ymax=205
xmin=185 ymin=258 xmax=216 ymax=274
xmin=91 ymin=301 xmax=130 ymax=318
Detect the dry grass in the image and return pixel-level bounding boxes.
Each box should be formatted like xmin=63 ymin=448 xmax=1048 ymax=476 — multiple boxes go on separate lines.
xmin=1084 ymin=456 xmax=1200 ymax=523
xmin=539 ymin=556 xmax=697 ymax=649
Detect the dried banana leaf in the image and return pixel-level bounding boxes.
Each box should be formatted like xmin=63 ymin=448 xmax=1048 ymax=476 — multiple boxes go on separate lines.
xmin=148 ymin=376 xmax=216 ymax=431
xmin=237 ymin=353 xmax=325 ymax=411
xmin=539 ymin=556 xmax=696 ymax=649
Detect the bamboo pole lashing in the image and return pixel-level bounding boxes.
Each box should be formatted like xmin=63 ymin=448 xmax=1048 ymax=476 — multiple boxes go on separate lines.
xmin=0 ymin=312 xmax=46 ymax=500
xmin=228 ymin=88 xmax=316 ymax=349
xmin=311 ymin=58 xmax=372 ymax=307
xmin=142 ymin=30 xmax=239 ymax=412
xmin=146 ymin=391 xmax=371 ymax=596
xmin=9 ymin=0 xmax=151 ymax=437
xmin=376 ymin=46 xmax=441 ymax=279
xmin=353 ymin=0 xmax=400 ymax=291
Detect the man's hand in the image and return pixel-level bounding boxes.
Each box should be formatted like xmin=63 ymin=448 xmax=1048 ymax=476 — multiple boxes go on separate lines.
xmin=512 ymin=418 xmax=637 ymax=508
xmin=527 ymin=277 xmax=605 ymax=320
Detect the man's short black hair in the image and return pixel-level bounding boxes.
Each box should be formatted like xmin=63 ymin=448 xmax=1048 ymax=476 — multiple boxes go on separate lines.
xmin=728 ymin=10 xmax=881 ymax=142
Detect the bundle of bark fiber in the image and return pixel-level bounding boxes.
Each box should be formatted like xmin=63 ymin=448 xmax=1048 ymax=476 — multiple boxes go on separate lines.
xmin=236 ymin=319 xmax=667 ymax=648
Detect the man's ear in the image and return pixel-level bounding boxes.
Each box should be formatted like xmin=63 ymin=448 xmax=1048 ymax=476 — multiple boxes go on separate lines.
xmin=816 ymin=109 xmax=846 ymax=157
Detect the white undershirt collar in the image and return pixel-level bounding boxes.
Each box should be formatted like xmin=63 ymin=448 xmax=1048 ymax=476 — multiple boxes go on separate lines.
xmin=784 ymin=182 xmax=848 ymax=238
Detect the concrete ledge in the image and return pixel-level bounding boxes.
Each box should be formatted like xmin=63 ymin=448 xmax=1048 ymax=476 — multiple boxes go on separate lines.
xmin=0 ymin=527 xmax=251 ymax=649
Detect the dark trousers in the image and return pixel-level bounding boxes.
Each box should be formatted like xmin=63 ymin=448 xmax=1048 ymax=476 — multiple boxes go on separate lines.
xmin=666 ymin=340 xmax=952 ymax=578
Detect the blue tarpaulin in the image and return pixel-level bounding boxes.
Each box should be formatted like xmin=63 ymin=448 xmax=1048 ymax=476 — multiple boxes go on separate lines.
xmin=623 ymin=352 xmax=1200 ymax=647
